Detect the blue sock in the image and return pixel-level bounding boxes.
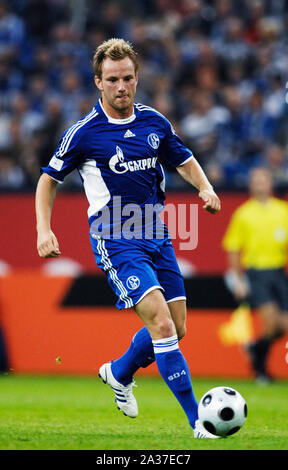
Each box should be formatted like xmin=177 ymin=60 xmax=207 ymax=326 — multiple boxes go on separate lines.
xmin=111 ymin=327 xmax=155 ymax=386
xmin=152 ymin=335 xmax=198 ymax=428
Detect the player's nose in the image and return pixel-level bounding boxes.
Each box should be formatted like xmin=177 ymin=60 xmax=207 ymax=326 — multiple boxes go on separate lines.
xmin=117 ymin=79 xmax=126 ymax=91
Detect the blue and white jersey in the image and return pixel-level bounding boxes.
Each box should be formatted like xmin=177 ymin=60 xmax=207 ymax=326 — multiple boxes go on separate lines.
xmin=42 ymin=99 xmax=193 ymax=238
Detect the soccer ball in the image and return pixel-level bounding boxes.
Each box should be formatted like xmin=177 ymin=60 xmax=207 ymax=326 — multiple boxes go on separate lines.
xmin=198 ymin=386 xmax=247 ymax=437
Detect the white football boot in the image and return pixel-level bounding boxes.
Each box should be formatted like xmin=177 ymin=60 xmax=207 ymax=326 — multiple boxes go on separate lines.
xmin=98 ymin=362 xmax=138 ymax=418
xmin=193 ymin=420 xmax=220 ymax=439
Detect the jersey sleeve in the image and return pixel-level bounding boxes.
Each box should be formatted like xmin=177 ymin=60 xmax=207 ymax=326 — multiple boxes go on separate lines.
xmin=222 ymin=209 xmax=245 ymax=252
xmin=41 ymin=125 xmax=85 ymax=183
xmin=159 ymin=118 xmax=193 ymax=168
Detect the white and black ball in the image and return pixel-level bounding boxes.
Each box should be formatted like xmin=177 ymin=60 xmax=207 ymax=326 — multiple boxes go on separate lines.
xmin=198 ymin=386 xmax=247 ymax=437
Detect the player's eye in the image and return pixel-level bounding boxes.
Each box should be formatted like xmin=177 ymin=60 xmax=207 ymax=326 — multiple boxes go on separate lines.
xmin=105 ymin=77 xmax=118 ymax=83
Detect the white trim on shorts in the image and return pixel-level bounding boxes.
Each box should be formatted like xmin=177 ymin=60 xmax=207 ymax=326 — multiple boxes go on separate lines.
xmin=134 ymin=285 xmax=164 ymax=306
xmin=166 ymin=296 xmax=187 ymax=303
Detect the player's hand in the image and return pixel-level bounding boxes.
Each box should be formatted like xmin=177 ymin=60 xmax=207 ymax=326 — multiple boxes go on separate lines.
xmin=198 ymin=188 xmax=221 ymax=214
xmin=37 ymin=230 xmax=61 ymax=258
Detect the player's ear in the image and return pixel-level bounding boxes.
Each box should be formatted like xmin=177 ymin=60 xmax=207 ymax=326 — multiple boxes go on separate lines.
xmin=94 ymin=75 xmax=103 ymax=92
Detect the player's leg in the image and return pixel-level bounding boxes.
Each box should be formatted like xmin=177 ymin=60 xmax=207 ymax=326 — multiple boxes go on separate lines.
xmin=134 ymin=288 xmax=199 ymax=429
xmin=177 ymin=292 xmax=219 ymax=438
xmin=108 ymin=238 xmax=188 ymax=385
xmin=109 ymin=299 xmax=187 ymax=386
xmin=96 ymin=236 xmax=174 ymax=416
xmin=96 ymin=236 xmax=197 ymax=424
xmin=167 ymin=298 xmax=187 ymax=340
xmin=110 ymin=325 xmax=155 ymax=386
xmin=134 ymin=288 xmax=176 ymax=338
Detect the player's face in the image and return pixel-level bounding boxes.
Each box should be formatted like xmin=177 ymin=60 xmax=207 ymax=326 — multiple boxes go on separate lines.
xmin=95 ymin=57 xmax=138 ymax=118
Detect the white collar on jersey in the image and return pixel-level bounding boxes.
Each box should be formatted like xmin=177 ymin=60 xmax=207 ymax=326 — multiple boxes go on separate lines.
xmin=99 ymin=98 xmax=136 ymax=125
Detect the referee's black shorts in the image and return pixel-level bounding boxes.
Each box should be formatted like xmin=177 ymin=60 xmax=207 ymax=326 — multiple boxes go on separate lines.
xmin=246 ymin=267 xmax=288 ymax=312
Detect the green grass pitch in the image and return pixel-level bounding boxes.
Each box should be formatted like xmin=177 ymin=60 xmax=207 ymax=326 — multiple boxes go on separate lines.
xmin=0 ymin=374 xmax=287 ymax=450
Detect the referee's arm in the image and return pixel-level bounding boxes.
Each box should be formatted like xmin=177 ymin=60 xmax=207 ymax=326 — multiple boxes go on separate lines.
xmin=226 ymin=251 xmax=249 ymax=300
xmin=35 ymin=173 xmax=61 ymax=258
xmin=222 ymin=213 xmax=249 ymax=300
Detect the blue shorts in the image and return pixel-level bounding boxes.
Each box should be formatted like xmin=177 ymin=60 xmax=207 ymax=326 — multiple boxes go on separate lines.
xmin=90 ymin=235 xmax=186 ymax=309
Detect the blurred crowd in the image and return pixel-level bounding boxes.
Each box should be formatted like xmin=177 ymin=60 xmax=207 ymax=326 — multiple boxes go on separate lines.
xmin=1 ymin=0 xmax=288 ymax=191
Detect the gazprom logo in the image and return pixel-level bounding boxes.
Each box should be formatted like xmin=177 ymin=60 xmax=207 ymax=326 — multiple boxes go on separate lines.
xmin=109 ymin=146 xmax=157 ymax=174
xmin=109 ymin=146 xmax=126 ymax=174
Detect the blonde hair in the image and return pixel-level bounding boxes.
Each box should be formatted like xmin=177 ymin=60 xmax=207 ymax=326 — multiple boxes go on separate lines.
xmin=93 ymin=38 xmax=138 ymax=78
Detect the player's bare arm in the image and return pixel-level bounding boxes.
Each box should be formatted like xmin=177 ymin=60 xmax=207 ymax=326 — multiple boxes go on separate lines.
xmin=176 ymin=156 xmax=221 ymax=214
xmin=35 ymin=173 xmax=61 ymax=258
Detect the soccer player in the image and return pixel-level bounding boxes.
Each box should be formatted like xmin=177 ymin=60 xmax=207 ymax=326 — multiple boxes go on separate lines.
xmin=222 ymin=167 xmax=288 ymax=382
xmin=35 ymin=38 xmax=221 ymax=438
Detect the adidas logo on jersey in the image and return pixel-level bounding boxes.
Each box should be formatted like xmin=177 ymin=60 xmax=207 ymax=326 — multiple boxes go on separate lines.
xmin=124 ymin=129 xmax=135 ymax=138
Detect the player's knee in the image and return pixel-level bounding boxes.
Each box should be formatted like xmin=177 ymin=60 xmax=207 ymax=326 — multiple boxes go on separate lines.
xmin=155 ymin=316 xmax=176 ymax=339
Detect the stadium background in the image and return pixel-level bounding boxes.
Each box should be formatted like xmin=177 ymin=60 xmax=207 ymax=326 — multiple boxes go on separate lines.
xmin=0 ymin=0 xmax=288 ymax=379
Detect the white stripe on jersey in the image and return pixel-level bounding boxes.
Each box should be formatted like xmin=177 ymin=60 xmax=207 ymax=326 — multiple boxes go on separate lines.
xmin=135 ymin=102 xmax=176 ymax=135
xmin=78 ymin=159 xmax=111 ymax=218
xmin=56 ymin=108 xmax=98 ymax=158
xmin=135 ymin=103 xmax=165 ymax=119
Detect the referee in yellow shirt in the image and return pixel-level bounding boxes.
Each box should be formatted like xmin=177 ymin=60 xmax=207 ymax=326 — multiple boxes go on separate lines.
xmin=222 ymin=167 xmax=288 ymax=382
